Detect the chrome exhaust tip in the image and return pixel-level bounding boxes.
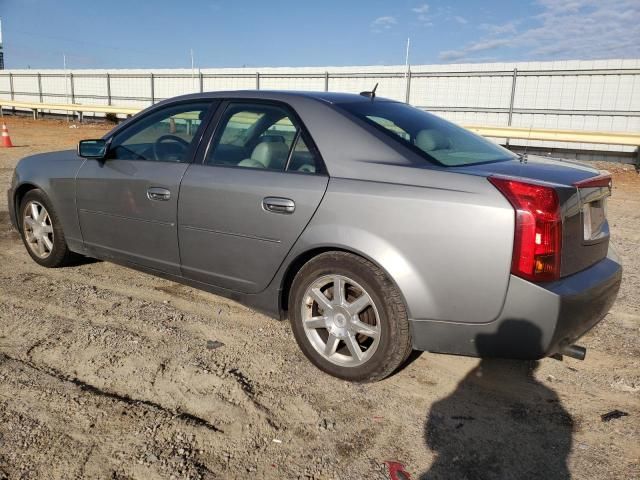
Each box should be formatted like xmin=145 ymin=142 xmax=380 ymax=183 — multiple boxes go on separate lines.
xmin=559 ymin=344 xmax=586 ymax=361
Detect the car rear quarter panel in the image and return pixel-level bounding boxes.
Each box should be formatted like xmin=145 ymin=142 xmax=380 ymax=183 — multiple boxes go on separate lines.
xmin=290 ymin=170 xmax=515 ymax=324
xmin=12 ymin=151 xmax=85 ymax=252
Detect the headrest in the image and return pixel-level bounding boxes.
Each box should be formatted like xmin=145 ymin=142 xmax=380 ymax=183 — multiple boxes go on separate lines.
xmin=251 ymin=141 xmax=290 ymax=169
xmin=415 ymin=129 xmax=451 ymax=152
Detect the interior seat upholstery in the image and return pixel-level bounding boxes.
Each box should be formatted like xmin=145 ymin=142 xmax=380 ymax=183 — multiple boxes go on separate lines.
xmin=415 ymin=129 xmax=451 ymax=152
xmin=238 ymin=141 xmax=290 ymax=169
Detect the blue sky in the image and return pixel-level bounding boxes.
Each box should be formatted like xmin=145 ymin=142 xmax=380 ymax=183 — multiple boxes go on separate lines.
xmin=1 ymin=0 xmax=639 ymax=69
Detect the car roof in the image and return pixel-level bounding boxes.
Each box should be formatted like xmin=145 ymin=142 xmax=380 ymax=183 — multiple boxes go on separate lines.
xmin=164 ymin=90 xmax=396 ymax=105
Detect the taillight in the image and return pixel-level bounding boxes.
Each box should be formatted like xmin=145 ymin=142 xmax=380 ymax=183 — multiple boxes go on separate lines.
xmin=489 ymin=176 xmax=562 ymax=282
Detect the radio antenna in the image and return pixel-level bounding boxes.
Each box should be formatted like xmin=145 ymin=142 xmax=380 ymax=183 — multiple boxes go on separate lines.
xmin=520 ymin=124 xmax=533 ymax=163
xmin=360 ymin=83 xmax=378 ymax=100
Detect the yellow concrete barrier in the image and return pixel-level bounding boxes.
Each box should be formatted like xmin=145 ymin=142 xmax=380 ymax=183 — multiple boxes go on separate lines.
xmin=1 ymin=99 xmax=638 ymax=147
xmin=463 ymin=125 xmax=640 ymax=147
xmin=0 ymin=99 xmax=140 ymax=115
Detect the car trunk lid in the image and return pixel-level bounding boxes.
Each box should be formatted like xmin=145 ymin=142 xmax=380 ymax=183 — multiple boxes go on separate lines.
xmin=458 ymin=155 xmax=612 ymax=278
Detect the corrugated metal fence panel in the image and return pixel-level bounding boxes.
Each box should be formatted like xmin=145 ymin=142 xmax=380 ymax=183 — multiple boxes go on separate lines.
xmin=153 ymin=75 xmax=199 ymax=101
xmin=1 ymin=60 xmax=638 ymax=152
xmin=12 ymin=74 xmax=39 ymax=103
xmin=38 ymin=75 xmax=68 ymax=97
xmin=260 ymin=75 xmax=325 ymax=92
xmin=202 ymin=75 xmax=255 ymax=91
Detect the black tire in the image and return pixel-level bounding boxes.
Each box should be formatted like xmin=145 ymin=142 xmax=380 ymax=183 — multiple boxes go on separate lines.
xmin=19 ymin=189 xmax=76 ymax=268
xmin=289 ymin=251 xmax=412 ymax=382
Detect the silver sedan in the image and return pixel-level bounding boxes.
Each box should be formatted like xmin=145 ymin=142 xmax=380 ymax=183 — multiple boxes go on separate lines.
xmin=7 ymin=90 xmax=621 ymax=381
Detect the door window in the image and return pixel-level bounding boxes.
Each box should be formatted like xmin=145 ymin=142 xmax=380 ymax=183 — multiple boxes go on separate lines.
xmin=206 ymin=102 xmax=320 ymax=173
xmin=286 ymin=135 xmax=318 ymax=174
xmin=109 ymin=102 xmax=211 ymax=163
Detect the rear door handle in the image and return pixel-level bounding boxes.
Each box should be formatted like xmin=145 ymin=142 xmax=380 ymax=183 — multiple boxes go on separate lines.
xmin=147 ymin=187 xmax=171 ymax=201
xmin=263 ymin=197 xmax=295 ymax=214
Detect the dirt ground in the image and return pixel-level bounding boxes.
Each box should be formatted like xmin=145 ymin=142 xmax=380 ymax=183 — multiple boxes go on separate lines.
xmin=0 ymin=116 xmax=638 ymax=480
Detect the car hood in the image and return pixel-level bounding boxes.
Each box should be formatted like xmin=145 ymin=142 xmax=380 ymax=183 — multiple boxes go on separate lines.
xmin=14 ymin=149 xmax=78 ymax=177
xmin=449 ymin=154 xmax=601 ymax=186
xmin=19 ymin=150 xmax=77 ymax=163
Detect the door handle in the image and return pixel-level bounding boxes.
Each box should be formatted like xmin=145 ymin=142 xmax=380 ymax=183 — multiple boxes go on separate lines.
xmin=263 ymin=197 xmax=295 ymax=214
xmin=147 ymin=187 xmax=171 ymax=201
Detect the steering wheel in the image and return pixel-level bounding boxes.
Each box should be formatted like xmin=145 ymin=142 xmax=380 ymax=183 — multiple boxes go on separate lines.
xmin=153 ymin=134 xmax=190 ymax=161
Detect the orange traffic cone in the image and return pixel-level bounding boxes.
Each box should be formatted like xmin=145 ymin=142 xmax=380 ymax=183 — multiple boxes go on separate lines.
xmin=1 ymin=123 xmax=13 ymax=148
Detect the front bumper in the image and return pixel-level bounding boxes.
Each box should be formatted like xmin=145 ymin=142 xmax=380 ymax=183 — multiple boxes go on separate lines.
xmin=7 ymin=186 xmax=18 ymax=230
xmin=410 ymin=250 xmax=622 ymax=359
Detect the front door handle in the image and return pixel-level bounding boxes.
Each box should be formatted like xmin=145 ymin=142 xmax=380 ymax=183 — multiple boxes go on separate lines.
xmin=147 ymin=187 xmax=171 ymax=201
xmin=263 ymin=197 xmax=295 ymax=214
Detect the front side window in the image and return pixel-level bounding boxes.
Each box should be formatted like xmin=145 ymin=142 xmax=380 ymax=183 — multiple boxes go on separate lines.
xmin=206 ymin=102 xmax=320 ymax=173
xmin=337 ymin=101 xmax=517 ymax=167
xmin=109 ymin=102 xmax=211 ymax=163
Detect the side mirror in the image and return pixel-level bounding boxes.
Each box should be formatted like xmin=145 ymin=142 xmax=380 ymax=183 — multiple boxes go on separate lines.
xmin=78 ymin=139 xmax=107 ymax=159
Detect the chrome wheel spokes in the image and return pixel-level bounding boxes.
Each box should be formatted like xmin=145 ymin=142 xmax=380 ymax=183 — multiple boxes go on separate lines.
xmin=301 ymin=274 xmax=381 ymax=367
xmin=23 ymin=201 xmax=54 ymax=259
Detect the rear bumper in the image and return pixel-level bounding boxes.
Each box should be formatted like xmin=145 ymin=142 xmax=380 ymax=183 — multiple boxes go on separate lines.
xmin=410 ymin=249 xmax=622 ymax=359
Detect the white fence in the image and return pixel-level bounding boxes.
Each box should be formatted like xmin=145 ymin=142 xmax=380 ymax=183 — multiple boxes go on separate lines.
xmin=1 ymin=59 xmax=639 ymax=155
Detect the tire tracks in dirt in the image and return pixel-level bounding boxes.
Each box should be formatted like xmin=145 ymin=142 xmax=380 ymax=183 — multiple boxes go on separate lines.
xmin=0 ymin=352 xmax=223 ymax=433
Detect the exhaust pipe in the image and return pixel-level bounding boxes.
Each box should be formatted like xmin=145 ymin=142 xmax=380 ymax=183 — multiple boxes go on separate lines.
xmin=559 ymin=344 xmax=586 ymax=361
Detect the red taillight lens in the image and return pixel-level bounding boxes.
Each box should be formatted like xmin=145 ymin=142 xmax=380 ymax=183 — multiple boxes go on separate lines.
xmin=489 ymin=176 xmax=562 ymax=282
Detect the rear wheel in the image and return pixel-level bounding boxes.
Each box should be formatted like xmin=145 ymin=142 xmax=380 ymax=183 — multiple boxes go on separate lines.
xmin=19 ymin=189 xmax=75 ymax=268
xmin=289 ymin=252 xmax=412 ymax=382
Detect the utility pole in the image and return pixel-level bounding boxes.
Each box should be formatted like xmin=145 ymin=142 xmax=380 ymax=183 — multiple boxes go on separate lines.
xmin=404 ymin=37 xmax=411 ymax=103
xmin=191 ymin=48 xmax=195 ymax=92
xmin=63 ymin=54 xmax=70 ymax=121
xmin=0 ymin=18 xmax=5 ymax=69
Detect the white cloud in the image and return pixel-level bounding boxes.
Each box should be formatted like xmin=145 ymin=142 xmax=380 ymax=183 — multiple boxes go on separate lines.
xmin=411 ymin=3 xmax=434 ymax=25
xmin=453 ymin=16 xmax=468 ymax=24
xmin=480 ymin=20 xmax=520 ymax=35
xmin=371 ymin=15 xmax=397 ymax=32
xmin=412 ymin=4 xmax=430 ymax=14
xmin=467 ymin=38 xmax=512 ymax=52
xmin=440 ymin=38 xmax=511 ymax=61
xmin=439 ymin=0 xmax=640 ymax=61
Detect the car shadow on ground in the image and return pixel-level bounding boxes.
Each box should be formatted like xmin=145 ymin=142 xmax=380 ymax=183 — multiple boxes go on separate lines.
xmin=420 ymin=320 xmax=574 ymax=480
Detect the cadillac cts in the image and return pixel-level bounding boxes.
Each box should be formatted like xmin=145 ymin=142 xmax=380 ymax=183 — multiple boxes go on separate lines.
xmin=7 ymin=91 xmax=622 ymax=382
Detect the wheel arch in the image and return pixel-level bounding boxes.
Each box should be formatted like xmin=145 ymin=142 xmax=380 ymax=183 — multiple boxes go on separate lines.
xmin=278 ymin=245 xmax=410 ymax=319
xmin=12 ymin=182 xmax=41 ymax=229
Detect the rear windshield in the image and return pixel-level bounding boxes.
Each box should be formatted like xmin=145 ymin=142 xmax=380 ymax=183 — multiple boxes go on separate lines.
xmin=337 ymin=101 xmax=517 ymax=167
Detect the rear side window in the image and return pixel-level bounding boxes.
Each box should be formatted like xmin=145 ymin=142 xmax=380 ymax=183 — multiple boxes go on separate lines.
xmin=205 ymin=102 xmax=321 ymax=173
xmin=337 ymin=101 xmax=517 ymax=167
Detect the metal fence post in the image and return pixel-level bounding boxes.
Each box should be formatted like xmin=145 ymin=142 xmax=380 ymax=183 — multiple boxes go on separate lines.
xmin=199 ymin=72 xmax=204 ymax=93
xmin=106 ymin=73 xmax=112 ymax=106
xmin=8 ymin=72 xmax=14 ymax=100
xmin=256 ymin=72 xmax=260 ymax=90
xmin=508 ymin=68 xmax=518 ymax=126
xmin=324 ymin=71 xmax=329 ymax=92
xmin=506 ymin=68 xmax=518 ymax=147
xmin=150 ymin=73 xmax=155 ymax=104
xmin=69 ymin=73 xmax=75 ymax=104
xmin=37 ymin=73 xmax=43 ymax=103
xmin=405 ymin=70 xmax=412 ymax=103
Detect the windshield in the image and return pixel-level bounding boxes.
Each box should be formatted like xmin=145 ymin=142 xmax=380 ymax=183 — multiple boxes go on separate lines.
xmin=337 ymin=101 xmax=517 ymax=167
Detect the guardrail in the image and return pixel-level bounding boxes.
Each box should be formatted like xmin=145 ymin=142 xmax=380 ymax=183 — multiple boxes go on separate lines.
xmin=464 ymin=125 xmax=640 ymax=147
xmin=1 ymin=99 xmax=639 ymax=150
xmin=0 ymin=99 xmax=140 ymax=117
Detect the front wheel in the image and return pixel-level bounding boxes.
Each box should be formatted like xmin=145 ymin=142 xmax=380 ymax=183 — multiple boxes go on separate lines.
xmin=19 ymin=189 xmax=76 ymax=268
xmin=289 ymin=252 xmax=412 ymax=382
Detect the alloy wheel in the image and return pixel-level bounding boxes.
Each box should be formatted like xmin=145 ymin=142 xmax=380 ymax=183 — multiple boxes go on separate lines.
xmin=300 ymin=274 xmax=381 ymax=367
xmin=23 ymin=200 xmax=54 ymax=259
